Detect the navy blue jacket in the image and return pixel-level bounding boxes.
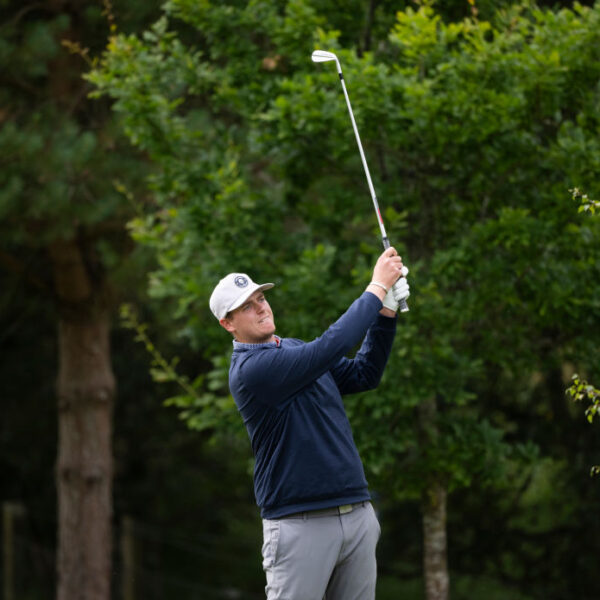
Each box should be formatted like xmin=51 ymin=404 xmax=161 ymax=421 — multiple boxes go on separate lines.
xmin=229 ymin=291 xmax=397 ymax=518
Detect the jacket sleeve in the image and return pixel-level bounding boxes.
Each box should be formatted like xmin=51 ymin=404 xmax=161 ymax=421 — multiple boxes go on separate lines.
xmin=238 ymin=292 xmax=383 ymax=403
xmin=329 ymin=314 xmax=397 ymax=395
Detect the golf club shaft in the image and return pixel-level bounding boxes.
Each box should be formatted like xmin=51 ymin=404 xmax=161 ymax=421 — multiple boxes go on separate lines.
xmin=338 ymin=76 xmax=388 ymax=243
xmin=337 ymin=69 xmax=409 ymax=312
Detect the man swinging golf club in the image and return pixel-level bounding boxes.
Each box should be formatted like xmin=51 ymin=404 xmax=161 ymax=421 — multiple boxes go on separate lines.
xmin=209 ymin=247 xmax=409 ymax=600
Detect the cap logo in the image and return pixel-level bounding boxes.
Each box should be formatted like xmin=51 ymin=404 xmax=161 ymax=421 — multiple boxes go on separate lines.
xmin=234 ymin=276 xmax=249 ymax=288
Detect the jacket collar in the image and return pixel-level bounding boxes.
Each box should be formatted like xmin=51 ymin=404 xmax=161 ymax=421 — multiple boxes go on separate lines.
xmin=233 ymin=335 xmax=281 ymax=351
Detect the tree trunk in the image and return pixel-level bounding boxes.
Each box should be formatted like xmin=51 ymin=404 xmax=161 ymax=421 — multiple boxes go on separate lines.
xmin=50 ymin=239 xmax=115 ymax=600
xmin=419 ymin=397 xmax=450 ymax=600
xmin=421 ymin=481 xmax=449 ymax=600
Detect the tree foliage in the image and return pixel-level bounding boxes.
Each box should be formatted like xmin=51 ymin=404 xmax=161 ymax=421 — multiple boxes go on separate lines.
xmin=88 ymin=1 xmax=600 ymax=596
xmin=91 ymin=0 xmax=600 ymax=470
xmin=566 ymin=186 xmax=600 ymax=477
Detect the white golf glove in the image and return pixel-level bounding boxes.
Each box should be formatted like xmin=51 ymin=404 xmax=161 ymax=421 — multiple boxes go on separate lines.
xmin=382 ymin=288 xmax=400 ymax=312
xmin=382 ymin=267 xmax=410 ymax=312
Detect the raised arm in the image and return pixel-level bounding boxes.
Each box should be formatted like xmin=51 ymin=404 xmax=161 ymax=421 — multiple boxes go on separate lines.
xmin=236 ymin=292 xmax=383 ymax=401
xmin=329 ymin=314 xmax=397 ymax=395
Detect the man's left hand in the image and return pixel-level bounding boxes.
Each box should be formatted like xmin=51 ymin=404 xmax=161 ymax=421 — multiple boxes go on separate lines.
xmin=392 ymin=267 xmax=410 ymax=302
xmin=382 ymin=269 xmax=410 ymax=314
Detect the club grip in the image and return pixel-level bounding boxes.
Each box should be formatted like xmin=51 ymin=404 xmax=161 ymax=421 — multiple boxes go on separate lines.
xmin=384 ymin=238 xmax=410 ymax=312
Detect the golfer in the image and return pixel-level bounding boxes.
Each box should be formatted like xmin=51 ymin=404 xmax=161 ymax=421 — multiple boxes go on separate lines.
xmin=209 ymin=247 xmax=409 ymax=600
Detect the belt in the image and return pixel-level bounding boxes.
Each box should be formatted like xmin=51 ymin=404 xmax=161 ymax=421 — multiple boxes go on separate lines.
xmin=280 ymin=501 xmax=368 ymax=520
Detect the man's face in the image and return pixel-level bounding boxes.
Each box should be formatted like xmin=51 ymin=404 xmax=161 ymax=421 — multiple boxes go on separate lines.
xmin=220 ymin=290 xmax=276 ymax=344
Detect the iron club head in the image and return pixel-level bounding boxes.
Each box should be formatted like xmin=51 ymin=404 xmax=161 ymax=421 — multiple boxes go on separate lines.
xmin=311 ymin=50 xmax=338 ymax=63
xmin=311 ymin=50 xmax=342 ymax=73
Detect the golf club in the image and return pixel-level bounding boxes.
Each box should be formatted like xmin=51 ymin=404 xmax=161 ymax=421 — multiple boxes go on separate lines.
xmin=311 ymin=49 xmax=409 ymax=312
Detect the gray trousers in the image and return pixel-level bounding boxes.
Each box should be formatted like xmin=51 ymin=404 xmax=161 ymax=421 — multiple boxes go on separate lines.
xmin=261 ymin=501 xmax=381 ymax=600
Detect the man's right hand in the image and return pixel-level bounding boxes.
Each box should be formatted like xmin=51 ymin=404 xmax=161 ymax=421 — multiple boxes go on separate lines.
xmin=371 ymin=247 xmax=405 ymax=290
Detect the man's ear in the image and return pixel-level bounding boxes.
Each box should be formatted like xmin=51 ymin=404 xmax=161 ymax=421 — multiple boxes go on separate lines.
xmin=220 ymin=317 xmax=235 ymax=335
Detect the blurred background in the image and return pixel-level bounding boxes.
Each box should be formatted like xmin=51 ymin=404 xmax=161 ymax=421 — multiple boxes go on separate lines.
xmin=1 ymin=1 xmax=599 ymax=599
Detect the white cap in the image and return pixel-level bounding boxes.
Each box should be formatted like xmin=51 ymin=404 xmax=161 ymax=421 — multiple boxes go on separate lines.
xmin=209 ymin=273 xmax=274 ymax=320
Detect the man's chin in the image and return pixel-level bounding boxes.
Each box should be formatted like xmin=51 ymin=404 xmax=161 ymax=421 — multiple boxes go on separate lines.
xmin=257 ymin=326 xmax=276 ymax=344
xmin=260 ymin=328 xmax=276 ymax=343
xmin=240 ymin=326 xmax=275 ymax=345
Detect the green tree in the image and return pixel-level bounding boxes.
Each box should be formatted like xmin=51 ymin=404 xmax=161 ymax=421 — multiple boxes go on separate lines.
xmin=566 ymin=188 xmax=600 ymax=477
xmin=89 ymin=1 xmax=600 ymax=598
xmin=568 ymin=374 xmax=600 ymax=474
xmin=0 ymin=1 xmax=158 ymax=598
